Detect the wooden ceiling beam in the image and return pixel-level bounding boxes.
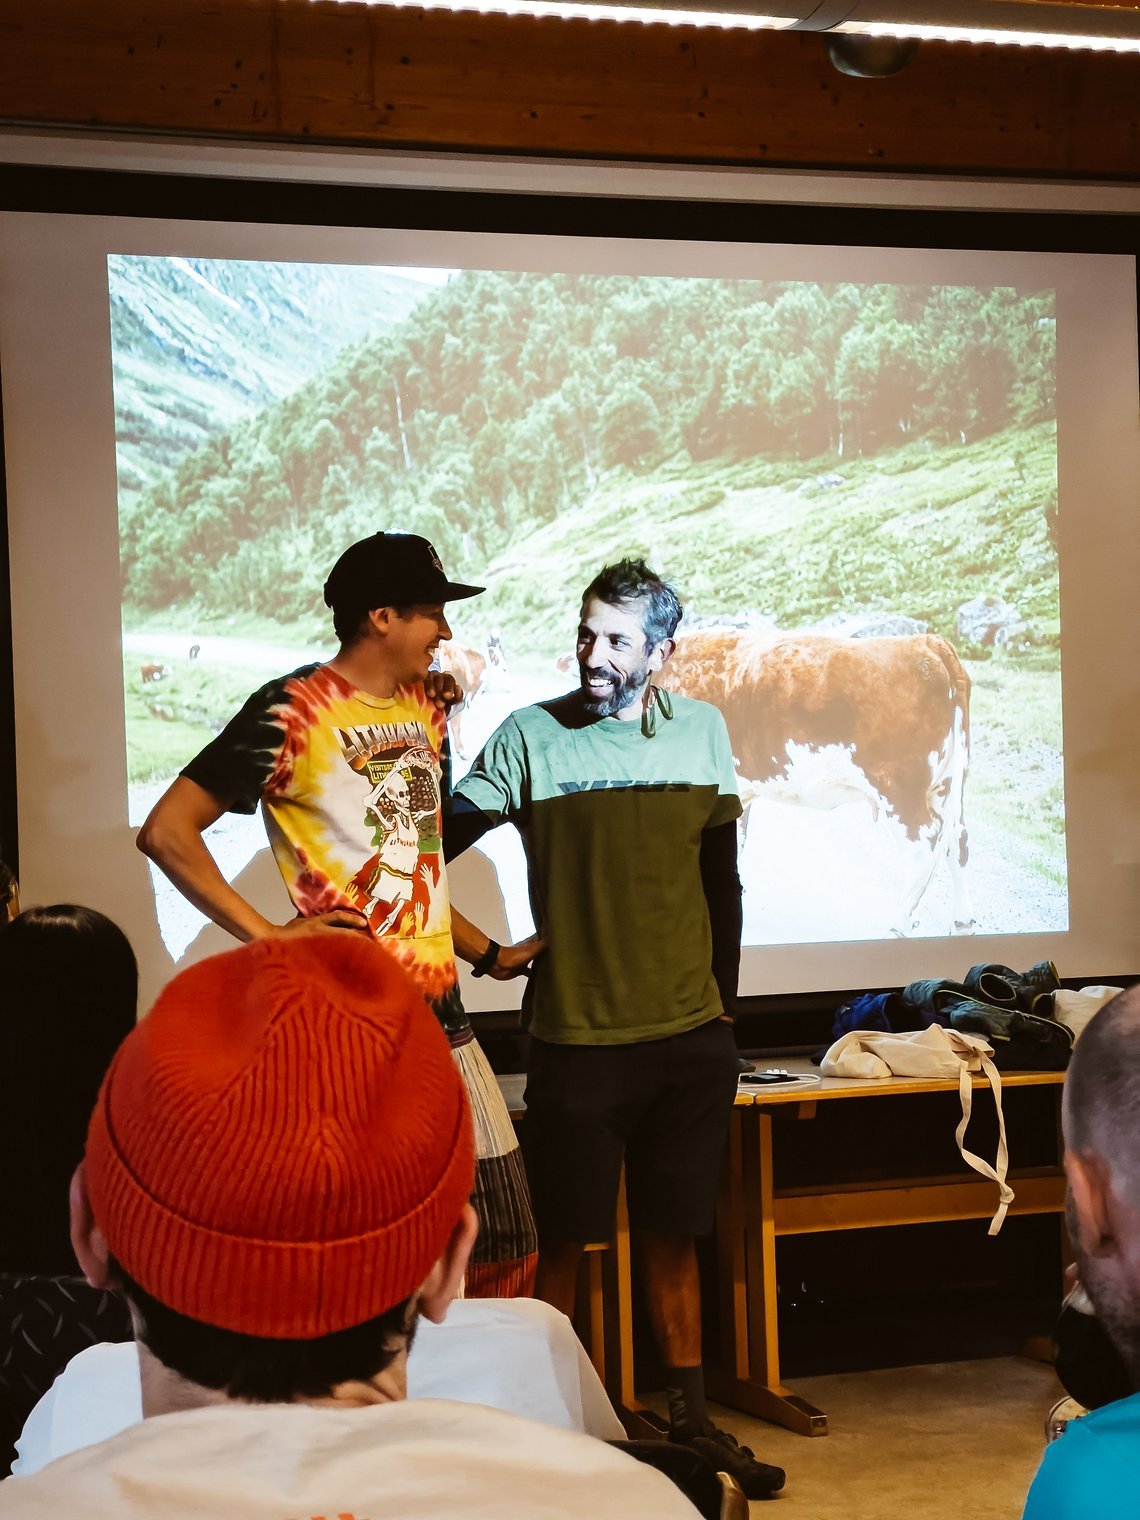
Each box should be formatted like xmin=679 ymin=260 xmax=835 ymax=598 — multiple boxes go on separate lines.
xmin=0 ymin=0 xmax=1137 ymax=177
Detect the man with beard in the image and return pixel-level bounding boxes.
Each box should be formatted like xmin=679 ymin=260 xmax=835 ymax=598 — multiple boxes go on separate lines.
xmin=1023 ymin=986 xmax=1140 ymax=1519
xmin=445 ymin=558 xmax=786 ymax=1500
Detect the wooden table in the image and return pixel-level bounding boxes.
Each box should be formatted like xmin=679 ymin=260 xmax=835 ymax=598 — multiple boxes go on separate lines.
xmin=706 ymin=1057 xmax=1067 ymax=1437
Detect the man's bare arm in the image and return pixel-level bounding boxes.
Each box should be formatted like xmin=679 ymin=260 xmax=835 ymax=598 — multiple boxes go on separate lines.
xmin=451 ymin=906 xmax=545 ymax=981
xmin=137 ymin=776 xmax=369 ymax=943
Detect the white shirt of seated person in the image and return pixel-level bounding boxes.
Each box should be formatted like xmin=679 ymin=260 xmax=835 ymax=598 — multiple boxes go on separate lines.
xmin=11 ymin=1297 xmax=625 ymax=1476
xmin=6 ymin=1397 xmax=700 ymax=1519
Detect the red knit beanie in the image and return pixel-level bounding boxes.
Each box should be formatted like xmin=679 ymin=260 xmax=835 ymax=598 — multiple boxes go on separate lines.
xmin=84 ymin=934 xmax=474 ymax=1338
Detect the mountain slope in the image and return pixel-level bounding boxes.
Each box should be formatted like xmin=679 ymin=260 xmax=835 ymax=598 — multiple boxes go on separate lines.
xmin=110 ymin=255 xmax=445 ymax=498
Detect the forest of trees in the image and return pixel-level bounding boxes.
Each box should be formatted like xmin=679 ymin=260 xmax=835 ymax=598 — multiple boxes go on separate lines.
xmin=119 ymin=273 xmax=1056 ymax=620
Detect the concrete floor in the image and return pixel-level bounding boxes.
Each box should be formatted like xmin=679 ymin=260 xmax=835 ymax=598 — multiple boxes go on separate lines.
xmin=649 ymin=1356 xmax=1063 ymax=1517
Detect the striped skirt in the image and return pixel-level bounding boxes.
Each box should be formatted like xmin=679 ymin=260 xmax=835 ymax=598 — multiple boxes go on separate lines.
xmin=451 ymin=1028 xmax=537 ymax=1298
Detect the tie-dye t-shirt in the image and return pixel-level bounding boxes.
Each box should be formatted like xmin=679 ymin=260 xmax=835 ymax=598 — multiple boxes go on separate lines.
xmin=182 ymin=663 xmax=466 ymax=1033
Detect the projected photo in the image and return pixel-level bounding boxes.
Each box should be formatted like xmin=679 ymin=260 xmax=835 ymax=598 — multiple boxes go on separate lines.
xmin=112 ymin=256 xmax=1066 ymax=959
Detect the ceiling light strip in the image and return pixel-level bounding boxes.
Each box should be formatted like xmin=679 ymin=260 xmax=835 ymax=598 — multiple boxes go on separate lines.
xmin=335 ymin=0 xmax=1140 ymax=49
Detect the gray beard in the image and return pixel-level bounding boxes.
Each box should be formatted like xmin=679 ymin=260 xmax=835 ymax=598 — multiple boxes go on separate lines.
xmin=579 ymin=665 xmax=649 ymax=718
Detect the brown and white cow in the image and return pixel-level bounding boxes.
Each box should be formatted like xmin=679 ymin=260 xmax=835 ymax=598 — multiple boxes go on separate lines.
xmin=434 ymin=639 xmax=487 ymax=761
xmin=664 ymin=629 xmax=974 ymax=937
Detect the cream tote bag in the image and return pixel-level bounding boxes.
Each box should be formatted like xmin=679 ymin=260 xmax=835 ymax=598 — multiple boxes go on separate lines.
xmin=821 ymin=1024 xmax=1013 ymax=1233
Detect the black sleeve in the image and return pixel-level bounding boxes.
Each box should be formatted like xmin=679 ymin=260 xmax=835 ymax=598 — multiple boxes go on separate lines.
xmin=439 ymin=734 xmax=496 ymax=860
xmin=700 ymin=819 xmax=742 ymax=1019
xmin=442 ymin=789 xmax=497 ymax=861
xmin=181 ymin=670 xmax=301 ymax=815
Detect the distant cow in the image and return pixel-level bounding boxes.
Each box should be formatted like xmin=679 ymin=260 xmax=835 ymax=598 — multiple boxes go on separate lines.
xmin=665 ymin=629 xmax=974 ymax=937
xmin=486 ymin=629 xmax=508 ymax=674
xmin=139 ymin=661 xmax=168 ymax=684
xmin=435 ymin=639 xmax=487 ymax=761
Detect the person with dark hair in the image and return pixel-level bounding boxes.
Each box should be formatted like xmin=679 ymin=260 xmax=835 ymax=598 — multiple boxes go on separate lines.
xmin=137 ymin=532 xmax=538 ymax=1299
xmin=0 ymin=860 xmax=18 ymax=923
xmin=446 ymin=557 xmax=786 ymax=1499
xmin=1023 ymin=984 xmax=1140 ymax=1519
xmin=0 ymin=904 xmax=138 ymax=1473
xmin=0 ymin=935 xmax=701 ymax=1518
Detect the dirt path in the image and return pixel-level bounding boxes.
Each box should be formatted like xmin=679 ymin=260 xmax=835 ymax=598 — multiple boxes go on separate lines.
xmin=123 ymin=629 xmax=332 ymax=671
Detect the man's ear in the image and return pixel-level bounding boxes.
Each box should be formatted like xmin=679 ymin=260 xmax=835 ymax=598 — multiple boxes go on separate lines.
xmin=1066 ymin=1149 xmax=1117 ymax=1258
xmin=70 ymin=1162 xmax=114 ymax=1289
xmin=648 ymin=636 xmax=676 ymax=674
xmin=417 ymin=1204 xmax=479 ymax=1324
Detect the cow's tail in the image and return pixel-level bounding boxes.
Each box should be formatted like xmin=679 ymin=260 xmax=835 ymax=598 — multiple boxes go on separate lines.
xmin=929 ymin=635 xmax=972 ymax=886
xmin=930 ymin=635 xmax=971 ymax=759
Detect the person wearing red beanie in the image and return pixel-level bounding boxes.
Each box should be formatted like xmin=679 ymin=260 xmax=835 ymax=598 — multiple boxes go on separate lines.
xmin=1 ymin=935 xmax=701 ymax=1519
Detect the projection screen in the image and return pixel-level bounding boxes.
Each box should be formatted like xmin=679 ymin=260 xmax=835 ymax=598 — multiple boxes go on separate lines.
xmin=2 ymin=189 xmax=1138 ymax=1012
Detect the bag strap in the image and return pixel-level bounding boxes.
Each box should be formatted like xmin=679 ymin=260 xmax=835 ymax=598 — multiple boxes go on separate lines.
xmin=954 ymin=1052 xmax=1014 ymax=1235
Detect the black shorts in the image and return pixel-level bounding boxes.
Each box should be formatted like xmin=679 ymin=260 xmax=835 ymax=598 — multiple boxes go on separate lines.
xmin=522 ymin=1017 xmax=739 ymax=1245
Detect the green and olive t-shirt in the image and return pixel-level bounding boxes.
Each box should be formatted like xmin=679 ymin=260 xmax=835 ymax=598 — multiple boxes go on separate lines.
xmin=182 ymin=663 xmax=466 ymax=1033
xmin=454 ymin=692 xmax=741 ymax=1046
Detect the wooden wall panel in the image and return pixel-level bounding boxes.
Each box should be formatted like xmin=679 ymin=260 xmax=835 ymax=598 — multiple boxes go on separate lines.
xmin=0 ymin=0 xmax=1138 ymax=178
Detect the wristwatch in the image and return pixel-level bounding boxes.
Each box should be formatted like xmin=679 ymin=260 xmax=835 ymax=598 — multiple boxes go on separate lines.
xmin=471 ymin=939 xmax=501 ymax=978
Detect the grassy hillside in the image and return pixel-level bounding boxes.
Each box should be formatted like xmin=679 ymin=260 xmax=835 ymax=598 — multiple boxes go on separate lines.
xmin=117 ymin=273 xmax=1055 ymax=619
xmin=475 ymin=419 xmax=1059 ymax=665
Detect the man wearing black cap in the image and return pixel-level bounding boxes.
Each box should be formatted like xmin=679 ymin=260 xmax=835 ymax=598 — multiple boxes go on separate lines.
xmin=138 ymin=532 xmax=539 ymax=1298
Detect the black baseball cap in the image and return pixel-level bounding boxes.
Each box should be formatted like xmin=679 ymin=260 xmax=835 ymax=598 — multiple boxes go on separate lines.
xmin=323 ymin=532 xmax=484 ymax=612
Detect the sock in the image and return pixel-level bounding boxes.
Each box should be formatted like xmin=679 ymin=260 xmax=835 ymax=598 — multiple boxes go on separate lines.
xmin=663 ymin=1363 xmax=709 ymax=1438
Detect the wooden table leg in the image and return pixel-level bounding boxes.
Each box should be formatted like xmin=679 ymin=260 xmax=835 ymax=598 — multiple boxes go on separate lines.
xmin=715 ymin=1098 xmax=749 ymax=1381
xmin=579 ymin=1245 xmax=607 ymax=1374
xmin=598 ymin=1168 xmax=665 ymax=1439
xmin=707 ymin=1107 xmax=828 ymax=1436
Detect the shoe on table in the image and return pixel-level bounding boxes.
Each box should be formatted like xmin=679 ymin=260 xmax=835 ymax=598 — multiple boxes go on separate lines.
xmin=1019 ymin=958 xmax=1061 ymax=1014
xmin=900 ymin=979 xmax=968 ymax=1024
xmin=671 ymin=1421 xmax=786 ymax=1499
xmin=962 ymin=963 xmax=1020 ymax=1006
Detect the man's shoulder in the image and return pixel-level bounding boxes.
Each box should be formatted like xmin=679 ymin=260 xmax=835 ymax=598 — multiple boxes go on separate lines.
xmin=668 ymin=690 xmax=727 ymax=722
xmin=534 ymin=691 xmax=599 ymax=729
xmin=1066 ymin=1390 xmax=1140 ymax=1441
xmin=485 ymin=692 xmax=585 ymax=742
xmin=2 ymin=1399 xmax=696 ymax=1518
xmin=242 ymin=662 xmax=328 ymax=710
xmin=1026 ymin=1395 xmax=1140 ymax=1519
xmin=661 ymin=690 xmax=731 ymax=741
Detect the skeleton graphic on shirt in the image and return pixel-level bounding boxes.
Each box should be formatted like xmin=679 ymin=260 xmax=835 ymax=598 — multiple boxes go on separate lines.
xmin=339 ymin=725 xmax=442 ymax=937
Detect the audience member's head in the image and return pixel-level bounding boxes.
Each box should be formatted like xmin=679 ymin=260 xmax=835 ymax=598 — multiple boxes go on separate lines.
xmin=1062 ymin=984 xmax=1140 ymax=1383
xmin=70 ymin=933 xmax=476 ymax=1406
xmin=0 ymin=858 xmax=18 ymax=923
xmin=0 ymin=904 xmax=137 ymax=1273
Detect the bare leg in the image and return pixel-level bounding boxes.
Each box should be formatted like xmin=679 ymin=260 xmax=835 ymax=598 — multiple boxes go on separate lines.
xmin=534 ymin=1239 xmax=586 ymax=1319
xmin=640 ymin=1229 xmax=787 ymax=1498
xmin=638 ymin=1229 xmax=702 ymax=1366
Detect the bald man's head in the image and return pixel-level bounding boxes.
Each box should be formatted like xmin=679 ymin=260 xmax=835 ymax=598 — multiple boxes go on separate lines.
xmin=1063 ymin=984 xmax=1140 ymax=1385
xmin=1065 ymin=985 xmax=1140 ymax=1205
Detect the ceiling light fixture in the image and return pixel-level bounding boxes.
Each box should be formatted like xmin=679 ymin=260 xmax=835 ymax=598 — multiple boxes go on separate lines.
xmin=824 ymin=33 xmax=920 ymax=74
xmin=337 ymin=0 xmax=1140 ymax=52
